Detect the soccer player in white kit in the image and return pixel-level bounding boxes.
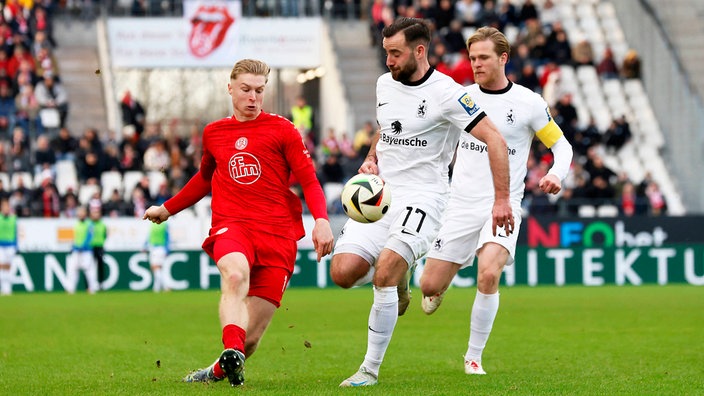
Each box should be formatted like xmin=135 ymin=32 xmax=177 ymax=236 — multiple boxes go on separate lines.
xmin=420 ymin=27 xmax=574 ymax=375
xmin=332 ymin=18 xmax=514 ymax=387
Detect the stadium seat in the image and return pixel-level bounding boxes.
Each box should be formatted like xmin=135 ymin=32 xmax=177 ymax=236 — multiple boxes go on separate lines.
xmin=11 ymin=172 xmax=33 ymax=190
xmin=147 ymin=171 xmax=168 ymax=198
xmin=323 ymin=182 xmax=344 ymax=205
xmin=578 ymin=205 xmax=596 ymax=217
xmin=55 ymin=160 xmax=78 ymax=196
xmin=100 ymin=171 xmax=123 ymax=202
xmin=596 ymin=1 xmax=616 ymax=19
xmin=597 ymin=204 xmax=619 ymax=217
xmin=123 ymin=171 xmax=145 ymax=201
xmin=78 ymin=184 xmax=101 ymax=206
xmin=0 ymin=172 xmax=9 ymax=191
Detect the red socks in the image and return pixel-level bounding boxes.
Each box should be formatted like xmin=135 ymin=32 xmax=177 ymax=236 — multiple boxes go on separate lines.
xmin=213 ymin=324 xmax=246 ymax=379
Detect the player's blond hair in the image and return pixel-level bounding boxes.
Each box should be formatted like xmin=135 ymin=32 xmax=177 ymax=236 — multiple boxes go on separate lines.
xmin=466 ymin=27 xmax=511 ymax=61
xmin=230 ymin=59 xmax=270 ymax=82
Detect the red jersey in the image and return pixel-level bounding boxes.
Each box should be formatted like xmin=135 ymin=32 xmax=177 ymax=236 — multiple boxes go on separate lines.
xmin=165 ymin=111 xmax=327 ymax=240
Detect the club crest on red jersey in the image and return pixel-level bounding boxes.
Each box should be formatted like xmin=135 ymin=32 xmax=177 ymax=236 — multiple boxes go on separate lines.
xmin=228 ymin=152 xmax=261 ymax=184
xmin=235 ymin=137 xmax=248 ymax=150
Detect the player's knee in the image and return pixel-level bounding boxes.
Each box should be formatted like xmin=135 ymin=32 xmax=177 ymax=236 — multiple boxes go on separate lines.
xmin=420 ymin=277 xmax=441 ymax=297
xmin=330 ymin=266 xmax=356 ymax=289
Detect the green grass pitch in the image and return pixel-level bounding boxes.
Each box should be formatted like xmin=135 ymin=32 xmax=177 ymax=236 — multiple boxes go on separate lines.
xmin=1 ymin=285 xmax=702 ymax=395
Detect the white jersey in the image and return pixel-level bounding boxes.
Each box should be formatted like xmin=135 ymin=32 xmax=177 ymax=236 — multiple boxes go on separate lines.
xmin=453 ymin=81 xmax=561 ymax=206
xmin=375 ymin=69 xmax=486 ymax=193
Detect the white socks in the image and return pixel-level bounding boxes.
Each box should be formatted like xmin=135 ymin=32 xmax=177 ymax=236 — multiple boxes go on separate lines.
xmin=361 ymin=286 xmax=398 ymax=377
xmin=465 ymin=290 xmax=500 ymax=362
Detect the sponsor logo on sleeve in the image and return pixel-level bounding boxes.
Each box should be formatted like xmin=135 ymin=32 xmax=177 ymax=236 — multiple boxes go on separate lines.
xmin=458 ymin=93 xmax=479 ymax=116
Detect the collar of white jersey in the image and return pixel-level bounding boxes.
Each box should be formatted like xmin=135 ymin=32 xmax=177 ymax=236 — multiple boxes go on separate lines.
xmin=400 ymin=67 xmax=435 ymax=86
xmin=478 ymin=80 xmax=513 ymax=95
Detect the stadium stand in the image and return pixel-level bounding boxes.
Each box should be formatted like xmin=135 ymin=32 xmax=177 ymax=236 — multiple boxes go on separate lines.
xmin=0 ymin=0 xmax=691 ymax=220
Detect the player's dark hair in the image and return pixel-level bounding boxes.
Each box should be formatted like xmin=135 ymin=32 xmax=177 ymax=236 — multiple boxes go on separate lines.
xmin=230 ymin=59 xmax=270 ymax=82
xmin=466 ymin=27 xmax=511 ymax=61
xmin=382 ymin=17 xmax=431 ymax=48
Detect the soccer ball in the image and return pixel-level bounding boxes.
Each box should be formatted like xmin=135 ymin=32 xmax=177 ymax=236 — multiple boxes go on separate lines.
xmin=340 ymin=174 xmax=391 ymax=223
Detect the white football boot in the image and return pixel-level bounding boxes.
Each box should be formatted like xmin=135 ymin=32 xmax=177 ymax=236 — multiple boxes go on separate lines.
xmin=339 ymin=366 xmax=378 ymax=387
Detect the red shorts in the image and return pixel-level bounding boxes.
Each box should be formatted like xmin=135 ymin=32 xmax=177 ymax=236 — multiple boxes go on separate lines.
xmin=202 ymin=223 xmax=297 ymax=307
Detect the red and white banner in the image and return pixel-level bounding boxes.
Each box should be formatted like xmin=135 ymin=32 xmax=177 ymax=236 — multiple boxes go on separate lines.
xmin=107 ymin=13 xmax=322 ymax=68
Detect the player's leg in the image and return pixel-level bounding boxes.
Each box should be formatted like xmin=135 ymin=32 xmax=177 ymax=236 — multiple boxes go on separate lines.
xmin=83 ymin=251 xmax=100 ymax=294
xmin=419 ymin=258 xmax=460 ymax=314
xmin=0 ymin=262 xmax=9 ymax=296
xmin=464 ymin=242 xmax=509 ymax=375
xmin=330 ymin=218 xmax=387 ymax=289
xmin=340 ymin=248 xmax=407 ymax=387
xmin=65 ymin=252 xmax=77 ymax=294
xmin=150 ymin=264 xmax=162 ymax=292
xmin=214 ymin=251 xmax=249 ymax=386
xmin=243 ymin=296 xmax=277 ymax=358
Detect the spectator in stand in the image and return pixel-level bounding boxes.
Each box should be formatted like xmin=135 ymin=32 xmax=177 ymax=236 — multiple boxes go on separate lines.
xmin=15 ymin=79 xmax=42 ymax=135
xmin=51 ymin=127 xmax=78 ymax=161
xmin=143 ymin=138 xmax=169 ymax=172
xmin=33 ymin=134 xmax=56 ymax=175
xmin=9 ymin=181 xmax=31 ymax=217
xmin=103 ymin=188 xmax=128 ymax=217
xmin=34 ymin=47 xmax=59 ymax=78
xmin=319 ymin=153 xmax=345 ymax=185
xmin=645 ymin=181 xmax=667 ymax=216
xmin=7 ymin=44 xmax=35 ymax=80
xmin=153 ymin=181 xmax=172 ymax=206
xmin=120 ymin=90 xmax=146 ymax=137
xmin=597 ymin=47 xmax=619 ymax=80
xmin=61 ymin=190 xmax=79 ymax=218
xmin=539 ymin=0 xmax=559 ymax=29
xmin=450 ymin=49 xmax=474 ymax=86
xmin=29 ymin=6 xmax=57 ymax=48
xmin=133 ymin=174 xmax=154 ymax=203
xmin=9 ymin=141 xmax=31 ymax=175
xmin=433 ymin=0 xmax=456 ymax=32
xmin=516 ymin=63 xmax=540 ymax=92
xmin=102 ymin=144 xmax=121 ymax=173
xmin=518 ymin=0 xmax=539 ymax=24
xmin=456 ymin=0 xmax=481 ymax=27
xmin=442 ymin=20 xmax=467 ymax=54
xmin=619 ymin=180 xmax=648 ymax=217
xmin=545 ymin=28 xmax=572 ymax=65
xmin=0 ymin=83 xmax=17 ymax=136
xmin=352 ymin=120 xmax=374 ymax=160
xmin=571 ymin=39 xmax=594 ymax=67
xmin=476 ymin=0 xmax=500 ymax=28
xmin=33 ymin=178 xmax=60 ymax=217
xmin=30 ymin=30 xmax=53 ymax=59
xmin=603 ymin=115 xmax=631 ymax=151
xmin=507 ymin=42 xmax=531 ymax=77
xmin=35 ymin=71 xmax=69 ymax=128
xmin=130 ymin=186 xmax=148 ymax=218
xmin=497 ymin=0 xmax=519 ymax=31
xmin=120 ymin=142 xmax=142 ymax=172
xmin=554 ymin=93 xmax=578 ymax=136
xmin=83 ymin=127 xmax=103 ymax=154
xmin=0 ymin=179 xmax=9 ymax=201
xmin=320 ymin=128 xmax=340 ymax=158
xmin=621 ymin=49 xmax=641 ymax=79
xmin=12 ymin=58 xmax=38 ymax=94
xmin=571 ymin=117 xmax=602 ymax=156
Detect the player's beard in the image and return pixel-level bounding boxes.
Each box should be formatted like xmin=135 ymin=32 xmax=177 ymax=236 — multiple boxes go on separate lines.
xmin=390 ymin=56 xmax=417 ymax=83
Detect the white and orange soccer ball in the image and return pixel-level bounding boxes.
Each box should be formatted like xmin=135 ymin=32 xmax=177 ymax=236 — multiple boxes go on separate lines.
xmin=340 ymin=174 xmax=391 ymax=223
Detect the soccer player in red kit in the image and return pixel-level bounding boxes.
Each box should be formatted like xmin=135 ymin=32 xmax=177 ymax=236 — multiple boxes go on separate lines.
xmin=143 ymin=59 xmax=334 ymax=387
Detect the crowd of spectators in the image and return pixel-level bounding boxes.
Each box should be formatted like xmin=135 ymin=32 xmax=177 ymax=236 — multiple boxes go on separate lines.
xmin=4 ymin=0 xmax=666 ymax=220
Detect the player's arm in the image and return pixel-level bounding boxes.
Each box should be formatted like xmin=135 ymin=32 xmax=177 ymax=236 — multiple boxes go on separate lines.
xmin=359 ymin=129 xmax=380 ymax=175
xmin=467 ymin=116 xmax=514 ymax=235
xmin=288 ymin=129 xmax=334 ymax=262
xmin=535 ymin=118 xmax=574 ymax=195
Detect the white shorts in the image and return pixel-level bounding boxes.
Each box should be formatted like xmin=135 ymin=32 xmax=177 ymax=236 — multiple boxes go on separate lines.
xmin=73 ymin=250 xmax=95 ymax=271
xmin=0 ymin=246 xmax=16 ymax=264
xmin=149 ymin=246 xmax=167 ymax=266
xmin=333 ymin=188 xmax=447 ymax=267
xmin=426 ymin=197 xmax=522 ymax=269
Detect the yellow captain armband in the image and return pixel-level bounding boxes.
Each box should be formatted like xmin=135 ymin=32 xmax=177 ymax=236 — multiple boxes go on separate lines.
xmin=535 ymin=119 xmax=563 ymax=148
